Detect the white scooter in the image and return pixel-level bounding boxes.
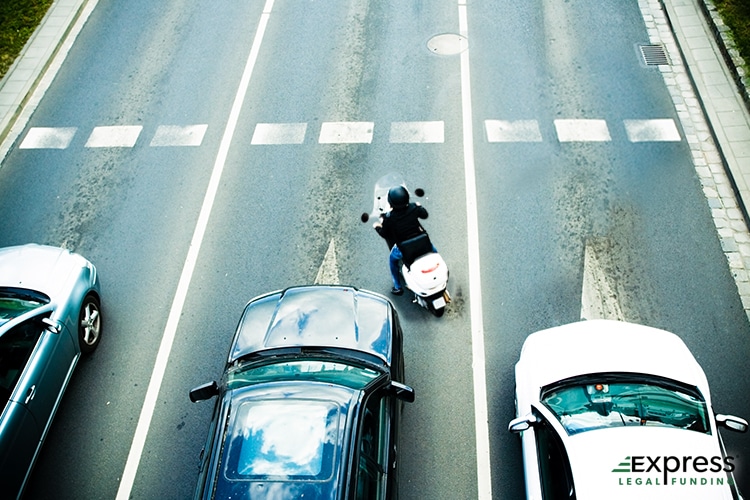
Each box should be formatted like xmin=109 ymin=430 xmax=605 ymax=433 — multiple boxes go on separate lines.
xmin=362 ymin=174 xmax=451 ymax=317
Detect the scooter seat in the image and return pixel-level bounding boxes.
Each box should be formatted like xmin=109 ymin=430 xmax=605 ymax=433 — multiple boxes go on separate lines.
xmin=399 ymin=233 xmax=434 ymax=269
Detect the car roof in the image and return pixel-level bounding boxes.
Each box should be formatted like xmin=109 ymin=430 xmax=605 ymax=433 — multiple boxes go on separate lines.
xmin=516 ymin=320 xmax=709 ymax=396
xmin=229 ymin=285 xmax=395 ymax=366
xmin=562 ymin=426 xmax=734 ymax=499
xmin=211 ymin=381 xmax=359 ymax=499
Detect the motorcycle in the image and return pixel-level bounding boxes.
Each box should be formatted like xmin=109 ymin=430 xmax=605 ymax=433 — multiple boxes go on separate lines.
xmin=361 ymin=173 xmax=451 ymax=317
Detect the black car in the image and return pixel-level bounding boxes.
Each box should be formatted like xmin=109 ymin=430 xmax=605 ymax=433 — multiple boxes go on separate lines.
xmin=190 ymin=285 xmax=414 ymax=499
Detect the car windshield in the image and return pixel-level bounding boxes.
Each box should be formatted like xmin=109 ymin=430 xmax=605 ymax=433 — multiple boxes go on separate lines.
xmin=0 ymin=289 xmax=47 ymax=327
xmin=227 ymin=358 xmax=381 ymax=391
xmin=223 ymin=398 xmax=341 ymax=482
xmin=541 ymin=375 xmax=710 ymax=435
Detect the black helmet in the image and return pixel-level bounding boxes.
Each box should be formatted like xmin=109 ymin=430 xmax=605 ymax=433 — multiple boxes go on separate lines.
xmin=388 ymin=186 xmax=410 ymax=209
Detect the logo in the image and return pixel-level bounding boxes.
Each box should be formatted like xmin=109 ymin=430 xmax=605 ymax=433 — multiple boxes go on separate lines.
xmin=612 ymin=455 xmax=736 ymax=487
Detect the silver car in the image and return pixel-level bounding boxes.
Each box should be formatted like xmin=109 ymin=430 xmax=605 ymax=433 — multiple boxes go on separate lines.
xmin=0 ymin=244 xmax=102 ymax=498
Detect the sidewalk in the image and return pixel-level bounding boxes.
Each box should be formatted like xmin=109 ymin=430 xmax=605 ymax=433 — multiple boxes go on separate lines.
xmin=0 ymin=0 xmax=91 ymax=160
xmin=656 ymin=0 xmax=750 ymax=320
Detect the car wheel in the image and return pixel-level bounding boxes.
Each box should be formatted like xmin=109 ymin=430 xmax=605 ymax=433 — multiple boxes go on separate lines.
xmin=78 ymin=294 xmax=102 ymax=353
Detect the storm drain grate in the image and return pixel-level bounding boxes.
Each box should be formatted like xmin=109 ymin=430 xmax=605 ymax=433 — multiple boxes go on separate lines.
xmin=640 ymin=44 xmax=670 ymax=66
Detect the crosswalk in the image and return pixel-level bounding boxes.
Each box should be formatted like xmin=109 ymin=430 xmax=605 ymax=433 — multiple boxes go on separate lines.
xmin=18 ymin=118 xmax=682 ymax=149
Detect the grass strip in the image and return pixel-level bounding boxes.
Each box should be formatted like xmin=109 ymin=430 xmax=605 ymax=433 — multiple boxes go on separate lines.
xmin=0 ymin=0 xmax=54 ymax=79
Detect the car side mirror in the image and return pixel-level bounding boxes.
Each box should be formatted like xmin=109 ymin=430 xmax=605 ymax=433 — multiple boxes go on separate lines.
xmin=389 ymin=381 xmax=415 ymax=403
xmin=42 ymin=317 xmax=61 ymax=334
xmin=508 ymin=413 xmax=539 ymax=434
xmin=716 ymin=414 xmax=749 ymax=433
xmin=190 ymin=381 xmax=219 ymax=403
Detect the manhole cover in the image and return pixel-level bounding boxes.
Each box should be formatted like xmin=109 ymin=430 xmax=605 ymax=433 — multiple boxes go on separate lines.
xmin=428 ymin=34 xmax=468 ymax=55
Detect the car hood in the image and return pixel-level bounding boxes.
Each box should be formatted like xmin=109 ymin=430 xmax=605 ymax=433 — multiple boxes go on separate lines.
xmin=565 ymin=426 xmax=736 ymax=499
xmin=0 ymin=244 xmax=86 ymax=300
xmin=229 ymin=286 xmax=394 ymax=366
xmin=516 ymin=320 xmax=709 ymax=398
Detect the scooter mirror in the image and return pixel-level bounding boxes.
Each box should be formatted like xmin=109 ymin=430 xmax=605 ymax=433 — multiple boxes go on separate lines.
xmin=414 ymin=188 xmax=425 ymax=197
xmin=361 ymin=213 xmax=370 ymax=223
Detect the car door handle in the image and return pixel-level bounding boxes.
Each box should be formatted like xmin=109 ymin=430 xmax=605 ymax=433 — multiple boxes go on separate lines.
xmin=25 ymin=385 xmax=36 ymax=405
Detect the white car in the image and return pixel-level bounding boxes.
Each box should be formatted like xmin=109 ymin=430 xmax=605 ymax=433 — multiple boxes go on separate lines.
xmin=508 ymin=320 xmax=747 ymax=500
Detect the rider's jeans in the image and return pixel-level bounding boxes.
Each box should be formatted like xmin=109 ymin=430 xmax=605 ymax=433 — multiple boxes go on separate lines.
xmin=389 ymin=243 xmax=437 ymax=290
xmin=389 ymin=245 xmax=404 ymax=289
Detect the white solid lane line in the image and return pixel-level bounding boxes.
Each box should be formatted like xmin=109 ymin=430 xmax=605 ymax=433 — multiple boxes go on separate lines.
xmin=458 ymin=1 xmax=493 ymax=498
xmin=114 ymin=1 xmax=276 ymax=498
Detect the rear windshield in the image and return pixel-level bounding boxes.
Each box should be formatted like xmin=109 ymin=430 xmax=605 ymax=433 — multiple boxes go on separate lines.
xmin=224 ymin=399 xmax=341 ymax=480
xmin=542 ymin=376 xmax=709 ymax=435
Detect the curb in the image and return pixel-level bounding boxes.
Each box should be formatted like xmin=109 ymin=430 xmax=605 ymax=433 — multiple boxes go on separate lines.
xmin=0 ymin=0 xmax=90 ymax=150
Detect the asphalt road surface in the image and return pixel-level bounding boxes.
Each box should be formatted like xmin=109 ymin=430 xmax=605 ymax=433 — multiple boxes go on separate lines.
xmin=0 ymin=0 xmax=748 ymax=498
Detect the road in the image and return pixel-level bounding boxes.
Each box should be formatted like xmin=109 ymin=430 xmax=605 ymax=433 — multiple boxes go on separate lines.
xmin=0 ymin=0 xmax=748 ymax=498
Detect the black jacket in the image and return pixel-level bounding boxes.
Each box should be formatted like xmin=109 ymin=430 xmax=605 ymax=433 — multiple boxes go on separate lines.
xmin=376 ymin=203 xmax=429 ymax=248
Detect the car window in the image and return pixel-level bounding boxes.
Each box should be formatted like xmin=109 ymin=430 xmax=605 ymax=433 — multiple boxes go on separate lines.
xmin=534 ymin=409 xmax=576 ymax=500
xmin=222 ymin=399 xmax=340 ymax=481
xmin=0 ymin=289 xmax=47 ymax=327
xmin=355 ymin=393 xmax=389 ymax=500
xmin=228 ymin=359 xmax=380 ymax=391
xmin=541 ymin=377 xmax=709 ymax=435
xmin=0 ymin=317 xmax=45 ymax=408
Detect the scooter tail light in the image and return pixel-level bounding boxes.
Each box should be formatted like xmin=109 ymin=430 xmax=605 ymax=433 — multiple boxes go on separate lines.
xmin=421 ymin=263 xmax=440 ymax=273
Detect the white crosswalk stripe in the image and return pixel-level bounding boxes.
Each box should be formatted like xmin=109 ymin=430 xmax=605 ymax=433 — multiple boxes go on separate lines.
xmin=389 ymin=121 xmax=444 ymax=143
xmin=555 ymin=119 xmax=611 ymax=142
xmin=624 ymin=119 xmax=681 ymax=142
xmin=85 ymin=125 xmax=142 ymax=148
xmin=16 ymin=118 xmax=684 ymax=151
xmin=485 ymin=120 xmax=542 ymax=142
xmin=319 ymin=121 xmax=374 ymax=144
xmin=251 ymin=123 xmax=307 ymax=145
xmin=151 ymin=125 xmax=208 ymax=146
xmin=20 ymin=127 xmax=77 ymax=149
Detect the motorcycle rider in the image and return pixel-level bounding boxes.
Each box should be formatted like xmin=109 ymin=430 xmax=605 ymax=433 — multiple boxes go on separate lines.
xmin=373 ymin=185 xmax=434 ymax=295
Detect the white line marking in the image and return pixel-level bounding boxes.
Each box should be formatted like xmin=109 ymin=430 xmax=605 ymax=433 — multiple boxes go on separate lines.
xmin=19 ymin=127 xmax=77 ymax=149
xmin=251 ymin=122 xmax=307 ymax=144
xmin=115 ymin=1 xmax=276 ymax=498
xmin=314 ymin=239 xmax=340 ymax=284
xmin=554 ymin=119 xmax=611 ymax=142
xmin=85 ymin=125 xmax=142 ymax=148
xmin=150 ymin=124 xmax=208 ymax=146
xmin=458 ymin=1 xmax=493 ymax=498
xmin=624 ymin=118 xmax=681 ymax=142
xmin=580 ymin=238 xmax=624 ymax=321
xmin=389 ymin=121 xmax=444 ymax=143
xmin=319 ymin=121 xmax=374 ymax=144
xmin=485 ymin=119 xmax=542 ymax=143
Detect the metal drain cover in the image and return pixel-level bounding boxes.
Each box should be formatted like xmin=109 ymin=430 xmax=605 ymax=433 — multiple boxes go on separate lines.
xmin=640 ymin=44 xmax=670 ymax=66
xmin=428 ymin=34 xmax=468 ymax=55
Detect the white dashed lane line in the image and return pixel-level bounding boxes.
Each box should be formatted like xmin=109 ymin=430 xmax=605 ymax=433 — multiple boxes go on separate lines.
xmin=318 ymin=121 xmax=374 ymax=144
xmin=554 ymin=119 xmax=612 ymax=142
xmin=85 ymin=125 xmax=143 ymax=148
xmin=17 ymin=118 xmax=683 ymax=149
xmin=150 ymin=124 xmax=208 ymax=147
xmin=19 ymin=126 xmax=76 ymax=149
xmin=624 ymin=118 xmax=681 ymax=142
xmin=251 ymin=122 xmax=307 ymax=144
xmin=485 ymin=119 xmax=543 ymax=143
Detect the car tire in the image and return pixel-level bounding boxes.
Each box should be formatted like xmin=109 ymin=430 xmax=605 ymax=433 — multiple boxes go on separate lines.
xmin=78 ymin=294 xmax=102 ymax=353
